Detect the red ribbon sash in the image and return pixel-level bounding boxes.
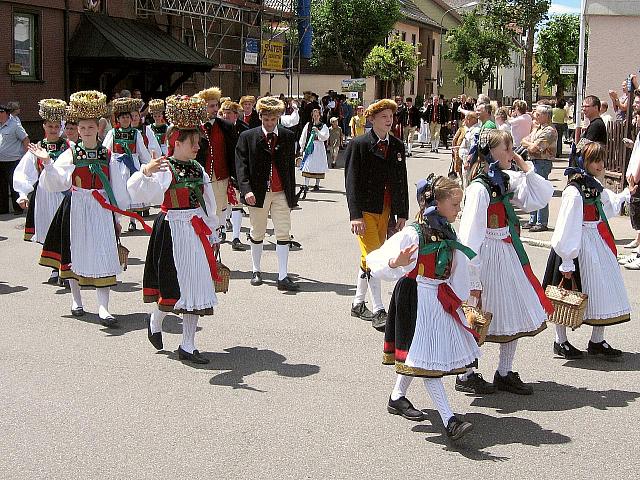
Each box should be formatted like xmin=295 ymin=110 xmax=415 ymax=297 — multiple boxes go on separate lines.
xmin=597 ymin=221 xmax=617 ymax=256
xmin=90 ymin=190 xmax=152 ymax=233
xmin=190 ymin=216 xmax=221 ymax=282
xmin=437 ymin=283 xmax=480 ymax=340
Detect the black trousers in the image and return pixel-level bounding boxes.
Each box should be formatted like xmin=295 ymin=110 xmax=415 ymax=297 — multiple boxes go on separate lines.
xmin=0 ymin=160 xmax=22 ymax=214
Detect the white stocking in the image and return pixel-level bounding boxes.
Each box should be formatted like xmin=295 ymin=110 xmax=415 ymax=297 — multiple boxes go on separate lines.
xmin=231 ymin=209 xmax=242 ymax=240
xmin=181 ymin=314 xmax=198 ymax=353
xmin=96 ymin=287 xmax=111 ymax=319
xmin=498 ymin=340 xmax=518 ymax=376
xmin=391 ymin=374 xmax=413 ymax=401
xmin=368 ymin=276 xmax=384 ymax=313
xmin=423 ymin=378 xmax=454 ymax=425
xmin=149 ymin=305 xmax=167 ymax=334
xmin=68 ymin=278 xmax=83 ymax=310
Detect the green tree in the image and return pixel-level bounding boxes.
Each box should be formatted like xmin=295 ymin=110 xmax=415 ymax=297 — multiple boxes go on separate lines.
xmin=362 ymin=36 xmax=423 ymax=96
xmin=310 ymin=0 xmax=401 ymax=78
xmin=445 ymin=10 xmax=514 ymax=95
xmin=486 ymin=0 xmax=551 ymax=104
xmin=535 ymin=14 xmax=580 ymax=98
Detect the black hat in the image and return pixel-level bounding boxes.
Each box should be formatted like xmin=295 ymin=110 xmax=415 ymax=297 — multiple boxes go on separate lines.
xmin=0 ymin=104 xmax=9 ymax=113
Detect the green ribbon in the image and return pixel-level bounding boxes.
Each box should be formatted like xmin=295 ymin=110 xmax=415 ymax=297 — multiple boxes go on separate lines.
xmin=412 ymin=223 xmax=476 ymax=277
xmin=168 ymin=159 xmax=208 ymax=216
xmin=75 ymin=155 xmax=118 ymax=208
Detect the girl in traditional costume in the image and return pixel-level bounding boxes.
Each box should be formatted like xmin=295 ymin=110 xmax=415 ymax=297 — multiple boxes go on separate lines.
xmin=298 ymin=108 xmax=330 ymax=198
xmin=146 ymin=99 xmax=169 ymax=156
xmin=367 ymin=175 xmax=479 ymax=441
xmin=38 ymin=91 xmax=146 ymax=327
xmin=458 ymin=129 xmax=554 ymax=395
xmin=543 ymin=142 xmax=633 ymax=359
xmin=13 ymin=99 xmax=69 ymax=284
xmin=128 ymin=95 xmax=220 ymax=365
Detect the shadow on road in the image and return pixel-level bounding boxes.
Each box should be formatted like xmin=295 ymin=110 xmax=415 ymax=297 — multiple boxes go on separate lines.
xmin=0 ymin=281 xmax=28 ymax=295
xmin=559 ymin=352 xmax=640 ymax=372
xmin=468 ymin=381 xmax=640 ymax=414
xmin=60 ymin=311 xmax=152 ymax=336
xmin=161 ymin=345 xmax=320 ymax=392
xmin=412 ymin=411 xmax=570 ymax=462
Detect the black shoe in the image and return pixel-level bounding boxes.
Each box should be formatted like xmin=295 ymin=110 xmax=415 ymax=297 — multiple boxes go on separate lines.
xmin=13 ymin=209 xmax=24 ymax=216
xmin=493 ymin=371 xmax=533 ymax=395
xmin=71 ymin=307 xmax=85 ymax=317
xmin=521 ymin=222 xmax=535 ymax=230
xmin=387 ymin=396 xmax=427 ymax=421
xmin=100 ymin=315 xmax=119 ymax=328
xmin=231 ymin=238 xmax=247 ymax=251
xmin=177 ymin=346 xmax=209 ymax=364
xmin=226 ymin=219 xmax=233 ymax=232
xmin=147 ymin=314 xmax=163 ymax=350
xmin=47 ymin=271 xmax=60 ymax=285
xmin=312 ymin=185 xmax=320 ymax=192
xmin=351 ymin=302 xmax=375 ymax=321
xmin=250 ymin=272 xmax=263 ymax=286
xmin=128 ymin=221 xmax=137 ymax=232
xmin=331 ymin=162 xmax=337 ymax=168
xmin=529 ymin=224 xmax=548 ymax=233
xmin=277 ymin=276 xmax=300 ymax=291
xmin=455 ymin=372 xmax=496 ymax=394
xmin=446 ymin=416 xmax=473 ymax=441
xmin=554 ymin=341 xmax=584 ymax=360
xmin=371 ymin=309 xmax=388 ymax=332
xmin=587 ymin=340 xmax=623 ymax=359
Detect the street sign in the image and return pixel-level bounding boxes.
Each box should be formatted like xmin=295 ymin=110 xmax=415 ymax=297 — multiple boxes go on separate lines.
xmin=244 ymin=38 xmax=258 ymax=65
xmin=7 ymin=63 xmax=22 ymax=75
xmin=261 ymin=41 xmax=285 ymax=71
xmin=560 ymin=64 xmax=578 ymax=75
xmin=341 ymin=78 xmax=366 ymax=92
xmin=346 ymin=92 xmax=359 ymax=99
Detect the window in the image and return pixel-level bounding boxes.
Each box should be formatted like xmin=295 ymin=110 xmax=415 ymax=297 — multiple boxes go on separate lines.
xmin=401 ymin=32 xmax=406 ymax=42
xmin=13 ymin=12 xmax=39 ymax=80
xmin=411 ymin=34 xmax=416 ymax=46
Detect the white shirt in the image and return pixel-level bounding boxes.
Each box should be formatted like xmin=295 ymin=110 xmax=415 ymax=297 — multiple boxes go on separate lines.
xmin=510 ymin=113 xmax=532 ymax=147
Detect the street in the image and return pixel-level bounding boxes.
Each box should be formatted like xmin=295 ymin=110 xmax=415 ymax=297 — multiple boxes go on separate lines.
xmin=1 ymin=145 xmax=639 ymax=479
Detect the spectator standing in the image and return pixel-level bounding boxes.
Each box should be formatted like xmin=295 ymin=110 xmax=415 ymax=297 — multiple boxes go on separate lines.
xmin=609 ymin=80 xmax=629 ymax=122
xmin=520 ymin=104 xmax=558 ymax=232
xmin=552 ymin=98 xmax=568 ymax=156
xmin=565 ymin=99 xmax=576 ymax=143
xmin=476 ymin=103 xmax=496 ymax=131
xmin=622 ymin=90 xmax=640 ymax=252
xmin=510 ymin=100 xmax=533 ymax=147
xmin=0 ymin=104 xmax=30 ymax=214
xmin=349 ymin=105 xmax=366 ymax=138
xmin=7 ymin=101 xmax=22 ymax=125
xmin=341 ymin=96 xmax=353 ymax=137
xmin=495 ymin=107 xmax=512 ymax=134
xmin=579 ymin=95 xmax=608 ymax=147
xmin=328 ymin=117 xmax=343 ymax=168
xmin=599 ymin=101 xmax=614 ymax=127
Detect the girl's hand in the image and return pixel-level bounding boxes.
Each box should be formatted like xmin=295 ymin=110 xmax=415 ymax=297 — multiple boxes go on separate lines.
xmin=470 ymin=290 xmax=481 ymax=300
xmin=28 ymin=144 xmax=50 ymax=163
xmin=512 ymin=151 xmax=530 ymax=172
xmin=628 ymin=175 xmax=638 ymax=195
xmin=142 ymin=151 xmax=168 ymax=176
xmin=389 ymin=244 xmax=418 ymax=268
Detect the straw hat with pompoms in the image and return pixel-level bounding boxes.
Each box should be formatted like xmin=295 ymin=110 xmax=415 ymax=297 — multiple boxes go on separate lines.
xmin=38 ymin=99 xmax=67 ymax=123
xmin=165 ymin=95 xmax=207 ymax=129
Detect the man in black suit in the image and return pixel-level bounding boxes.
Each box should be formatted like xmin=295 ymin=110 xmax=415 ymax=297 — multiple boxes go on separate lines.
xmin=344 ymin=99 xmax=409 ymax=330
xmin=194 ymin=87 xmax=237 ymax=239
xmin=423 ymin=96 xmax=447 ymax=153
xmin=235 ymin=97 xmax=299 ymax=291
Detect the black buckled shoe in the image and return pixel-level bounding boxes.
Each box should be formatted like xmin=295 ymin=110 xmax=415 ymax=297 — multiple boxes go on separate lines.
xmin=371 ymin=309 xmax=388 ymax=332
xmin=250 ymin=272 xmax=263 ymax=286
xmin=47 ymin=270 xmax=60 ymax=285
xmin=147 ymin=314 xmax=163 ymax=350
xmin=387 ymin=396 xmax=427 ymax=421
xmin=446 ymin=416 xmax=473 ymax=441
xmin=71 ymin=307 xmax=85 ymax=317
xmin=128 ymin=220 xmax=137 ymax=232
xmin=231 ymin=238 xmax=247 ymax=251
xmin=493 ymin=371 xmax=533 ymax=395
xmin=277 ymin=276 xmax=300 ymax=291
xmin=455 ymin=372 xmax=496 ymax=394
xmin=178 ymin=346 xmax=209 ymax=364
xmin=587 ymin=340 xmax=623 ymax=359
xmin=351 ymin=302 xmax=374 ymax=321
xmin=100 ymin=315 xmax=119 ymax=328
xmin=554 ymin=341 xmax=584 ymax=360
xmin=312 ymin=185 xmax=320 ymax=192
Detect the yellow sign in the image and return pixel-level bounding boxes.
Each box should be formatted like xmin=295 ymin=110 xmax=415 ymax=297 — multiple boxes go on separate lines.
xmin=261 ymin=41 xmax=285 ymax=71
xmin=7 ymin=63 xmax=23 ymax=75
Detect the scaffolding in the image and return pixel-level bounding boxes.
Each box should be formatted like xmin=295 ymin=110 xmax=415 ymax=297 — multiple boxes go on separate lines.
xmin=134 ymin=0 xmax=310 ymax=96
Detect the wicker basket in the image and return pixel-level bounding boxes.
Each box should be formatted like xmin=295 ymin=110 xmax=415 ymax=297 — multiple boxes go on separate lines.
xmin=117 ymin=243 xmax=130 ymax=271
xmin=215 ymin=260 xmax=230 ymax=293
xmin=462 ymin=304 xmax=493 ymax=346
xmin=545 ymin=278 xmax=587 ymax=330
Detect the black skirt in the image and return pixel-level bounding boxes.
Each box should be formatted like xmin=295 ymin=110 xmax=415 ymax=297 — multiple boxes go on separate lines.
xmin=23 ymin=182 xmax=37 ymax=241
xmin=542 ymin=248 xmax=582 ymax=290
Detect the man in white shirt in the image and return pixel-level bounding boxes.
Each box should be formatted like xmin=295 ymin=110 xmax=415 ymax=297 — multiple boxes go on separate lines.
xmin=509 ymin=100 xmax=532 ymax=147
xmin=599 ymin=101 xmax=614 ymax=128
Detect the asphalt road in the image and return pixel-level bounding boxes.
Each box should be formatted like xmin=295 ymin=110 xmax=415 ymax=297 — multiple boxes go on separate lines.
xmin=1 ymin=144 xmax=639 ymax=479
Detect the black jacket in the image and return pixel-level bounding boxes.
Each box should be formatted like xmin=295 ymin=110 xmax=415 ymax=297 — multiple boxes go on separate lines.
xmin=196 ymin=117 xmax=237 ymax=180
xmin=423 ymin=104 xmax=448 ymax=125
xmin=344 ymin=130 xmax=409 ymax=221
xmin=408 ymin=106 xmax=421 ymax=128
xmin=242 ymin=110 xmax=261 ymax=129
xmin=235 ymin=126 xmax=297 ymax=209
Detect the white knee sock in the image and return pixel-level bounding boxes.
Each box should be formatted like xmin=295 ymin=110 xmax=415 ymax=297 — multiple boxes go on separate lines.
xmin=96 ymin=287 xmax=111 ymax=319
xmin=225 ymin=207 xmax=231 ymax=221
xmin=369 ymin=276 xmax=384 ymax=313
xmin=591 ymin=326 xmax=606 ymax=343
xmin=315 ymin=179 xmax=320 ymax=187
xmin=407 ymin=141 xmax=412 ymax=155
xmin=304 ymin=177 xmax=310 ymax=186
xmin=423 ymin=378 xmax=454 ymax=425
xmin=149 ymin=306 xmax=167 ymax=334
xmin=498 ymin=340 xmax=518 ymax=376
xmin=68 ymin=278 xmax=83 ymax=310
xmin=457 ymin=367 xmax=475 ymax=381
xmin=231 ymin=209 xmax=242 ymax=240
xmin=276 ymin=243 xmax=289 ymax=280
xmin=251 ymin=242 xmax=263 ymax=272
xmin=555 ymin=325 xmax=568 ymax=344
xmin=352 ymin=270 xmax=368 ymax=306
xmin=181 ymin=314 xmax=198 ymax=354
xmin=391 ymin=374 xmax=413 ymax=401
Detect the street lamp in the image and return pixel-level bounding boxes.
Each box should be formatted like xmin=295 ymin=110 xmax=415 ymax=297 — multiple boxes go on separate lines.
xmin=437 ymin=1 xmax=480 ymax=91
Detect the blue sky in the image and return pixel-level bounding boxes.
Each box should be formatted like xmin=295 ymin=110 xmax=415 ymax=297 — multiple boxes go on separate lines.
xmin=549 ymin=0 xmax=581 ymax=14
